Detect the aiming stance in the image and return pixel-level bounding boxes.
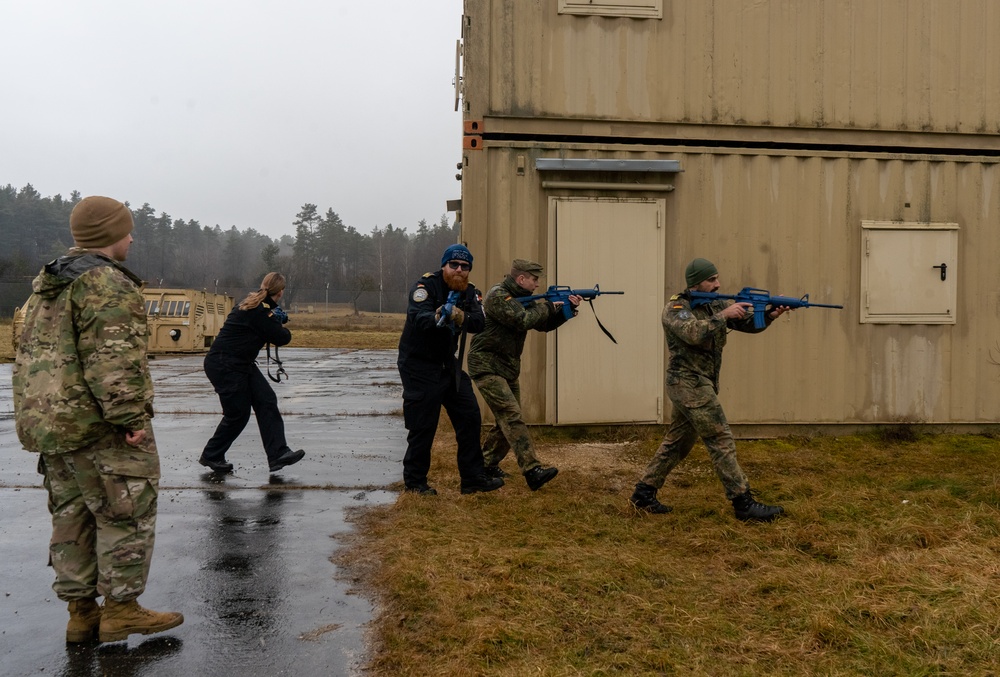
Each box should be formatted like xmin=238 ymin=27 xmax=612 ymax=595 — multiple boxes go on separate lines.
xmin=396 ymin=244 xmax=504 ymax=495
xmin=199 ymin=272 xmax=305 ymax=474
xmin=630 ymin=258 xmax=788 ymax=522
xmin=467 ymin=259 xmax=580 ymax=490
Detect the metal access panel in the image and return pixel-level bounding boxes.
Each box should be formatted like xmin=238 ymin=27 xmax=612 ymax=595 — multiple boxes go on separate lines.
xmin=860 ymin=221 xmax=959 ymax=324
xmin=551 ymin=198 xmax=664 ymax=424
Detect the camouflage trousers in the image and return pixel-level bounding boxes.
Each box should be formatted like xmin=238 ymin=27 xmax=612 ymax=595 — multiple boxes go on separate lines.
xmin=39 ymin=425 xmax=160 ymax=602
xmin=474 ymin=373 xmax=541 ymax=473
xmin=640 ymin=373 xmax=749 ymax=500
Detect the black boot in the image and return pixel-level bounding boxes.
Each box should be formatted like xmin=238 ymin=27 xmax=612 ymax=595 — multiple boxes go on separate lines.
xmin=731 ymin=489 xmax=784 ymax=522
xmin=525 ymin=466 xmax=558 ymax=491
xmin=460 ymin=474 xmax=504 ymax=495
xmin=199 ymin=456 xmax=234 ymax=474
xmin=269 ymin=449 xmax=305 ymax=472
xmin=404 ymin=482 xmax=437 ymax=495
xmin=629 ymin=482 xmax=672 ymax=514
xmin=484 ymin=464 xmax=509 ymax=479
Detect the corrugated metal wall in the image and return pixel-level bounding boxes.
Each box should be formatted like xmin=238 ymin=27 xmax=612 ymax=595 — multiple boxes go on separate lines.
xmin=460 ymin=0 xmax=1000 ymax=428
xmin=674 ymin=151 xmax=1000 ymax=425
xmin=467 ymin=145 xmax=1000 ymax=426
xmin=470 ymin=0 xmax=1000 ymax=133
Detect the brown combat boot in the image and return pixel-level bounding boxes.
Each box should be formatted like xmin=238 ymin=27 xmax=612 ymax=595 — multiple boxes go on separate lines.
xmin=66 ymin=598 xmax=102 ymax=643
xmin=99 ymin=599 xmax=184 ymax=643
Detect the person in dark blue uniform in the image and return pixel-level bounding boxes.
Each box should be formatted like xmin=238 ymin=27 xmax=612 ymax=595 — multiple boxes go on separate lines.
xmin=199 ymin=272 xmax=305 ymax=474
xmin=397 ymin=244 xmax=503 ymax=495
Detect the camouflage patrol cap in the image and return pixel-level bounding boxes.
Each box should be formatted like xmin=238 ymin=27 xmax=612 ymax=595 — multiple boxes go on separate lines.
xmin=70 ymin=196 xmax=134 ymax=249
xmin=512 ymin=259 xmax=544 ymax=276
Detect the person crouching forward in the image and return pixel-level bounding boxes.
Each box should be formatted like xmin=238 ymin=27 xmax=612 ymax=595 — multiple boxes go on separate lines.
xmin=199 ymin=272 xmax=305 ymax=475
xmin=12 ymin=196 xmax=183 ymax=643
xmin=630 ymin=257 xmax=789 ymax=522
xmin=467 ymin=259 xmax=581 ymax=491
xmin=396 ymin=244 xmax=504 ymax=496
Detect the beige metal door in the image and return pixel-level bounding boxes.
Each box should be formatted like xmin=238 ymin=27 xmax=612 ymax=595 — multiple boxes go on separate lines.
xmin=551 ymin=198 xmax=664 ymax=424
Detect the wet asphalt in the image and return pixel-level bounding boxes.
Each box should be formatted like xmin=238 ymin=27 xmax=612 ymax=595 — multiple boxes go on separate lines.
xmin=0 ymin=349 xmax=406 ymax=676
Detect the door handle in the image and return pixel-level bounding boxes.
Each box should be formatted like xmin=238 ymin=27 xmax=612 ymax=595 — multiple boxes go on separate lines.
xmin=932 ymin=263 xmax=947 ymax=281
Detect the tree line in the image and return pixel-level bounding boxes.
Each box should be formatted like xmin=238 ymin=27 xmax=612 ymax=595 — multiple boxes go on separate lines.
xmin=0 ymin=183 xmax=461 ymax=313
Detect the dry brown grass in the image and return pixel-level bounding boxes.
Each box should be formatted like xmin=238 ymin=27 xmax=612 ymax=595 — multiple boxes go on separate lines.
xmin=292 ymin=329 xmax=401 ymax=350
xmin=265 ymin=307 xmax=404 ymax=350
xmin=0 ymin=313 xmax=405 ymax=359
xmin=336 ymin=429 xmax=1000 ymax=676
xmin=0 ymin=318 xmax=12 ymax=363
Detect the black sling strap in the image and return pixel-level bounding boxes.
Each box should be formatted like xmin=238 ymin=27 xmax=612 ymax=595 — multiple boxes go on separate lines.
xmin=454 ymin=287 xmax=471 ymax=391
xmin=266 ymin=343 xmax=287 ymax=383
xmin=586 ymin=298 xmax=618 ymax=344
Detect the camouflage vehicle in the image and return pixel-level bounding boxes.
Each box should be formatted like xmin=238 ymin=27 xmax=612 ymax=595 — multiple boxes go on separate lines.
xmin=144 ymin=288 xmax=233 ymax=354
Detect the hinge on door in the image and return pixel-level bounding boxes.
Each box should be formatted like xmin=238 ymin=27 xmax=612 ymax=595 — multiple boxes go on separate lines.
xmin=656 ymin=396 xmax=662 ymax=418
xmin=865 ymin=236 xmax=870 ymax=256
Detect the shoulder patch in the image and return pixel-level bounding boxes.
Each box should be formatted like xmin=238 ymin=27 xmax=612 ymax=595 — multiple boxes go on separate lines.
xmin=421 ymin=272 xmax=434 ymax=278
xmin=262 ymin=302 xmax=271 ymax=309
xmin=669 ymin=294 xmax=680 ymax=301
xmin=412 ymin=288 xmax=429 ymax=303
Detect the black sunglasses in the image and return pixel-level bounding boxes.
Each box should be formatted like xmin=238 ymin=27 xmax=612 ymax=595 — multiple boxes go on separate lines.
xmin=447 ymin=261 xmax=471 ymax=271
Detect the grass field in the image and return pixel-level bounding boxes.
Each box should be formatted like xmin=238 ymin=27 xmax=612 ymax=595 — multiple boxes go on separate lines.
xmin=337 ymin=427 xmax=1000 ymax=676
xmin=1 ymin=319 xmax=13 ymax=362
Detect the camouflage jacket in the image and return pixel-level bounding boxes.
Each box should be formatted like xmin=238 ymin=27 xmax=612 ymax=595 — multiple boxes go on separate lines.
xmin=663 ymin=291 xmax=771 ymax=390
xmin=467 ymin=275 xmax=568 ymax=381
xmin=12 ymin=249 xmax=153 ymax=454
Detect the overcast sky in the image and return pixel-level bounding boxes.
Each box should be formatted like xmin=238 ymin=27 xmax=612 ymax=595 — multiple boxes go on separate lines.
xmin=1 ymin=0 xmax=465 ymax=239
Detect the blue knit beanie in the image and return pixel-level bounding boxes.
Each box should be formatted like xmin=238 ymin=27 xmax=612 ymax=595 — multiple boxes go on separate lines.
xmin=441 ymin=244 xmax=473 ymax=269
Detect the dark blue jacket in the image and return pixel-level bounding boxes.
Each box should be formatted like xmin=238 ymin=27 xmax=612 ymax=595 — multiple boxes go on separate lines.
xmin=208 ymin=296 xmax=291 ymax=365
xmin=397 ymin=270 xmax=484 ymax=376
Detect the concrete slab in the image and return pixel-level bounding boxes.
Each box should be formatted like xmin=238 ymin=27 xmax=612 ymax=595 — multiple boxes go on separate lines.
xmin=0 ymin=349 xmax=406 ymax=676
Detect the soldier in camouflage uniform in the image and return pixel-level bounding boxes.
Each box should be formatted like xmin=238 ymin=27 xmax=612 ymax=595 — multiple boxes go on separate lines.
xmin=12 ymin=196 xmax=183 ymax=643
xmin=629 ymin=258 xmax=788 ymax=522
xmin=467 ymin=259 xmax=581 ymax=491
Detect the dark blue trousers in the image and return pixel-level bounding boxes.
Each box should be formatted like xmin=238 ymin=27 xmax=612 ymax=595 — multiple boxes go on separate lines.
xmin=202 ymin=354 xmax=290 ymax=464
xmin=398 ymin=366 xmax=484 ymax=487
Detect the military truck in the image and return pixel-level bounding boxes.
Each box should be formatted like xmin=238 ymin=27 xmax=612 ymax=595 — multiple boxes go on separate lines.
xmin=11 ymin=288 xmax=230 ymax=355
xmin=144 ymin=288 xmax=233 ymax=354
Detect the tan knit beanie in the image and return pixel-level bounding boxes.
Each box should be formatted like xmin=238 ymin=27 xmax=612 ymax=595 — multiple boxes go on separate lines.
xmin=70 ymin=196 xmax=134 ymax=248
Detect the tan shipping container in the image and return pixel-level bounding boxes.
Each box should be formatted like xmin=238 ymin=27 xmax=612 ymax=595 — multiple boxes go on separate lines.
xmin=456 ymin=1 xmax=1000 ymax=431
